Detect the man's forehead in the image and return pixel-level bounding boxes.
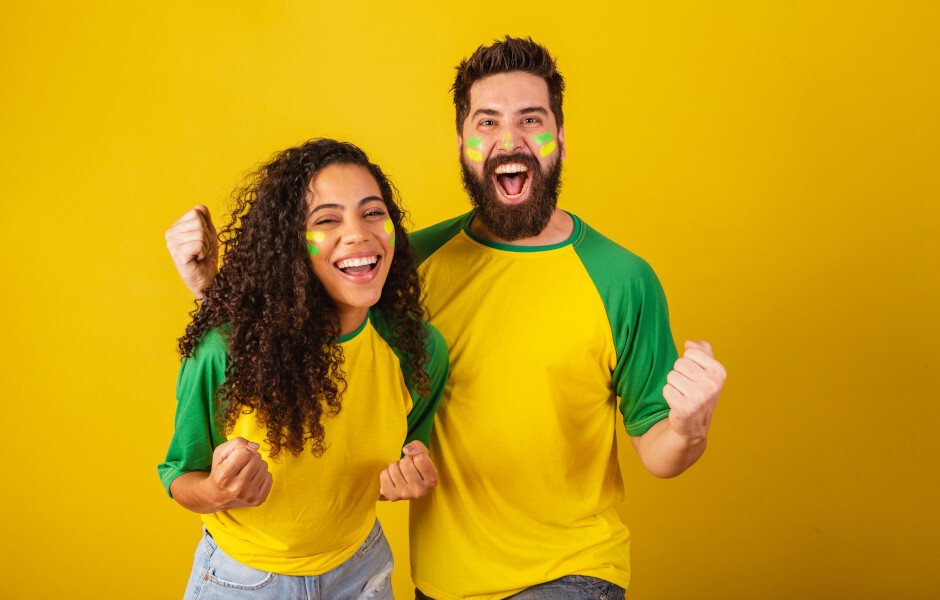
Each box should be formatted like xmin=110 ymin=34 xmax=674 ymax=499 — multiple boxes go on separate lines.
xmin=468 ymin=71 xmax=551 ymax=111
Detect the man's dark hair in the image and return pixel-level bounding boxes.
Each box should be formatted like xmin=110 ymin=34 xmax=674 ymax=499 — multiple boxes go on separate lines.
xmin=451 ymin=36 xmax=565 ymax=133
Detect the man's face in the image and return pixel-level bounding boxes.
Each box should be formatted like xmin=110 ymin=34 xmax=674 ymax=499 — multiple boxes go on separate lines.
xmin=459 ymin=71 xmax=565 ymax=241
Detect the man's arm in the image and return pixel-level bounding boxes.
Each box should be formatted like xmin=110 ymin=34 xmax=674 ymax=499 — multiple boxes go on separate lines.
xmin=630 ymin=340 xmax=726 ymax=478
xmin=165 ymin=204 xmax=220 ymax=299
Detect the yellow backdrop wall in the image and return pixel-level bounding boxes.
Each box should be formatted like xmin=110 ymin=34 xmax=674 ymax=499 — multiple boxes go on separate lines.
xmin=2 ymin=1 xmax=937 ymax=599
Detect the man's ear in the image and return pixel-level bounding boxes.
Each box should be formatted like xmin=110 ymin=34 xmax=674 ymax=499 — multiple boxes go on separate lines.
xmin=457 ymin=134 xmax=463 ymax=156
xmin=558 ymin=126 xmax=566 ymax=160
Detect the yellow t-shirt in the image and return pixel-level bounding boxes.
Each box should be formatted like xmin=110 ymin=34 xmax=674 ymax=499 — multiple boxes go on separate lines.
xmin=408 ymin=212 xmax=677 ymax=600
xmin=159 ymin=311 xmax=448 ymax=575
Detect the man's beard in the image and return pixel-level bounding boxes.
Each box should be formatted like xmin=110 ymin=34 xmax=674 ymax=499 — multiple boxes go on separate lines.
xmin=460 ymin=152 xmax=563 ymax=241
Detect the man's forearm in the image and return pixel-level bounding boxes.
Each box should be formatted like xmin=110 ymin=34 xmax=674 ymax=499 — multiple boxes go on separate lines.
xmin=630 ymin=418 xmax=707 ymax=478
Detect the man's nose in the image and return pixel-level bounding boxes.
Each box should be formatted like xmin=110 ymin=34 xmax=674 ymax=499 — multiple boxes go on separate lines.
xmin=497 ymin=129 xmax=523 ymax=153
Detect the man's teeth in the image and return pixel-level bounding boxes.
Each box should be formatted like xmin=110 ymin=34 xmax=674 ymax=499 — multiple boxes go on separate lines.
xmin=494 ymin=163 xmax=528 ymax=174
xmin=336 ymin=256 xmax=378 ymax=269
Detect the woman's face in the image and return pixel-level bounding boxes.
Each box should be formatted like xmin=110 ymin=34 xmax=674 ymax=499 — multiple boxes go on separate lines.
xmin=304 ymin=163 xmax=395 ymax=333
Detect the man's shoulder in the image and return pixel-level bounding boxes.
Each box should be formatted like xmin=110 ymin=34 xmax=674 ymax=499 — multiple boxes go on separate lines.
xmin=572 ymin=215 xmax=658 ymax=282
xmin=408 ymin=212 xmax=472 ymax=265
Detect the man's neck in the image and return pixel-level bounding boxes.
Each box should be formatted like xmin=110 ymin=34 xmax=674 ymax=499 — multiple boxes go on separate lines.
xmin=470 ymin=208 xmax=574 ymax=247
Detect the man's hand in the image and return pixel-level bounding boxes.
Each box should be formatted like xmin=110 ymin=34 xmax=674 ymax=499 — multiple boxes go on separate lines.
xmin=380 ymin=441 xmax=438 ymax=501
xmin=664 ymin=340 xmax=726 ymax=444
xmin=630 ymin=340 xmax=726 ymax=478
xmin=202 ymin=437 xmax=273 ymax=510
xmin=165 ymin=204 xmax=219 ymax=300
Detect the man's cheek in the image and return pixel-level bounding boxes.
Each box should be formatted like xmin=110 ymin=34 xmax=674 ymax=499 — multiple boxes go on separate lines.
xmin=466 ymin=137 xmax=484 ymax=162
xmin=534 ymin=132 xmax=556 ymax=158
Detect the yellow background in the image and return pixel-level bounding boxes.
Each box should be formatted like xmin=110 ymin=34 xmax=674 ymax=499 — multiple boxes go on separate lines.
xmin=2 ymin=1 xmax=937 ymax=598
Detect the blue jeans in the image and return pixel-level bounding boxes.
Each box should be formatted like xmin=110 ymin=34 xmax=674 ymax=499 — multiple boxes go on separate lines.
xmin=416 ymin=576 xmax=625 ymax=600
xmin=184 ymin=520 xmax=394 ymax=600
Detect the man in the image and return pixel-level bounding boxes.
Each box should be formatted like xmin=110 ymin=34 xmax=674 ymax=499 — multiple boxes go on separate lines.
xmin=166 ymin=37 xmax=725 ymax=600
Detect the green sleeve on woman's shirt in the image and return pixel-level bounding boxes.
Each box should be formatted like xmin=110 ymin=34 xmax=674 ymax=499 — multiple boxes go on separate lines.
xmin=157 ymin=328 xmax=229 ymax=497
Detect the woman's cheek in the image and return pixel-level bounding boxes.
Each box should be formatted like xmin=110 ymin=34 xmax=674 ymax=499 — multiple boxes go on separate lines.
xmin=383 ymin=219 xmax=396 ymax=248
xmin=305 ymin=230 xmax=327 ymax=256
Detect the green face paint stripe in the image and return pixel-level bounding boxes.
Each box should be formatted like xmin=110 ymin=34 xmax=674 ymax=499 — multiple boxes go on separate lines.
xmin=306 ymin=230 xmax=325 ymax=255
xmin=539 ymin=140 xmax=556 ymax=158
xmin=534 ymin=132 xmax=553 ymax=145
xmin=467 ymin=137 xmax=482 ymax=148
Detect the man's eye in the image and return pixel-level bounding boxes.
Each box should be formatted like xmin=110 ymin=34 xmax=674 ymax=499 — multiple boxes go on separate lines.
xmin=480 ymin=120 xmax=496 ymax=127
xmin=522 ymin=117 xmax=539 ymax=125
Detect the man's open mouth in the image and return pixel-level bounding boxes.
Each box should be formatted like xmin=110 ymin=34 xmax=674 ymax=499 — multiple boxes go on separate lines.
xmin=335 ymin=255 xmax=379 ymax=276
xmin=493 ymin=162 xmax=531 ymax=201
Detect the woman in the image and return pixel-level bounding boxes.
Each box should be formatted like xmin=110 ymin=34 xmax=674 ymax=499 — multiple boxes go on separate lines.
xmin=157 ymin=139 xmax=448 ymax=599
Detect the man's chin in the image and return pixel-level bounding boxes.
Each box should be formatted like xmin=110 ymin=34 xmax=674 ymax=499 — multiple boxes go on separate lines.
xmin=460 ymin=156 xmax=561 ymax=241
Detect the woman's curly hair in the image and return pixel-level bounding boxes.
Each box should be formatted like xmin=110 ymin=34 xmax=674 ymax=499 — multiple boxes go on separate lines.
xmin=178 ymin=139 xmax=429 ymax=458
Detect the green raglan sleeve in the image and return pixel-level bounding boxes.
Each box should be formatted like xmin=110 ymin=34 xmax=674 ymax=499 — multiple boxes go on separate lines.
xmin=370 ymin=310 xmax=450 ymax=448
xmin=404 ymin=323 xmax=449 ymax=447
xmin=574 ymin=222 xmax=678 ymax=435
xmin=156 ymin=328 xmax=230 ymax=497
xmin=407 ymin=212 xmax=469 ymax=266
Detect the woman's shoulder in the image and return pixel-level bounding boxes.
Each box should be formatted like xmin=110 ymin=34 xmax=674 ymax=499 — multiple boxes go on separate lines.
xmin=185 ymin=325 xmax=232 ymax=364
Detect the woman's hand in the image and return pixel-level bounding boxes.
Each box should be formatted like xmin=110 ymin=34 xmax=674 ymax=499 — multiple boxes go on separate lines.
xmin=170 ymin=437 xmax=273 ymax=514
xmin=379 ymin=441 xmax=438 ymax=501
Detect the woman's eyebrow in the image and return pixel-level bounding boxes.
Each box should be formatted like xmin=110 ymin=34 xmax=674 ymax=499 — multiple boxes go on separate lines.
xmin=310 ymin=196 xmax=383 ymax=215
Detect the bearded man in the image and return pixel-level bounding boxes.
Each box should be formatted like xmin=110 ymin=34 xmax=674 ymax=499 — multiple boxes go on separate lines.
xmin=165 ymin=36 xmax=726 ymax=600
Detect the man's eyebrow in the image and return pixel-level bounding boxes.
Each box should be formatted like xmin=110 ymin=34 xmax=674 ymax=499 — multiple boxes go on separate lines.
xmin=309 ymin=196 xmax=384 ymax=215
xmin=519 ymin=107 xmax=549 ymax=116
xmin=470 ymin=106 xmax=549 ymax=120
xmin=470 ymin=108 xmax=501 ymax=120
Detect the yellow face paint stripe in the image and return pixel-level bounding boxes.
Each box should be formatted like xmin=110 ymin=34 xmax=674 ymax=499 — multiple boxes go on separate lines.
xmin=466 ymin=137 xmax=483 ymax=162
xmin=305 ymin=230 xmax=326 ymax=256
xmin=539 ymin=140 xmax=556 ymax=158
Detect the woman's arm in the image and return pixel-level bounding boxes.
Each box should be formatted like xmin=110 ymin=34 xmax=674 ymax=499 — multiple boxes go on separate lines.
xmin=169 ymin=437 xmax=272 ymax=514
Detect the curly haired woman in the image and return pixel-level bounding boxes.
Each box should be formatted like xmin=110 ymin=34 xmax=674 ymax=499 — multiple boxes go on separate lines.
xmin=157 ymin=139 xmax=448 ymax=600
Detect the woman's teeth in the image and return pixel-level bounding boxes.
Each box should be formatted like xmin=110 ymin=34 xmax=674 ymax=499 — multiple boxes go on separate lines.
xmin=336 ymin=256 xmax=378 ymax=272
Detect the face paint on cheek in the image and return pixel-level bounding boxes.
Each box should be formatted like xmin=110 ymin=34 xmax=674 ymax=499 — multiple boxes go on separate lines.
xmin=466 ymin=137 xmax=483 ymax=162
xmin=305 ymin=230 xmax=326 ymax=256
xmin=534 ymin=132 xmax=556 ymax=158
xmin=383 ymin=218 xmax=395 ymax=247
